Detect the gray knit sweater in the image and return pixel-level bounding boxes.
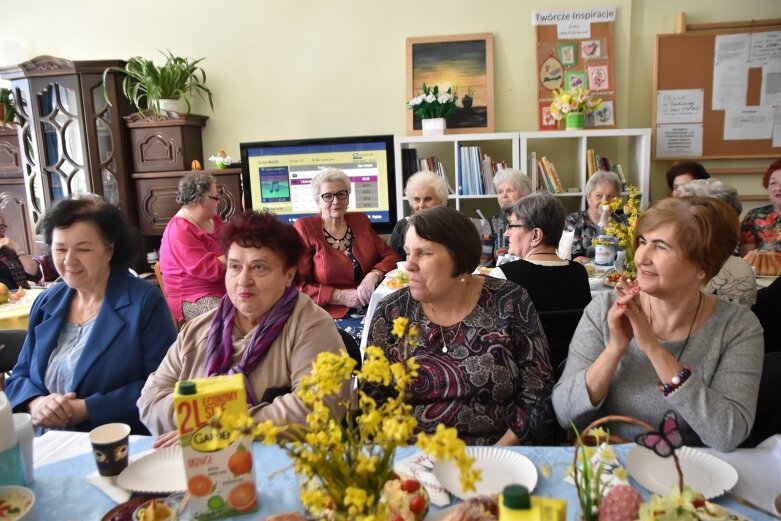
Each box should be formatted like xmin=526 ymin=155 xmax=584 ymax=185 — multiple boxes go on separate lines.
xmin=552 ymin=291 xmax=763 ymax=451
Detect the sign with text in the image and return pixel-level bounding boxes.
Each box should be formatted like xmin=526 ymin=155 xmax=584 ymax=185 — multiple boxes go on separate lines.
xmin=657 ymin=89 xmax=704 ymax=124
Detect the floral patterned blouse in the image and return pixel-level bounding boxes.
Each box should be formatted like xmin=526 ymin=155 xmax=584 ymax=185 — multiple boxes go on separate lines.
xmin=565 ymin=210 xmax=628 ymax=259
xmin=740 ymin=205 xmax=781 ymax=254
xmin=365 ymin=277 xmax=553 ymax=445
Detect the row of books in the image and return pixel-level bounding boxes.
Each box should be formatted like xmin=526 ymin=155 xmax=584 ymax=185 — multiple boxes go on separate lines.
xmin=535 ymin=154 xmax=565 ymax=193
xmin=457 ymin=145 xmax=507 ymax=196
xmin=399 ymin=148 xmax=456 ymax=194
xmin=587 ymin=149 xmax=628 ymax=188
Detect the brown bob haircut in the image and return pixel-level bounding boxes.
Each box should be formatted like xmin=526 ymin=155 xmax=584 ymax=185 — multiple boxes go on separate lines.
xmin=409 ymin=206 xmax=481 ymax=278
xmin=762 ymin=159 xmax=781 ymax=188
xmin=633 ymin=196 xmax=737 ymax=280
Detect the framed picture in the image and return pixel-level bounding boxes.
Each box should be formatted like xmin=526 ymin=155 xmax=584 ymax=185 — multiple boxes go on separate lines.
xmin=594 ymin=100 xmax=615 ymax=126
xmin=588 ymin=65 xmax=610 ymax=91
xmin=565 ymin=70 xmax=588 ymax=90
xmin=581 ymin=40 xmax=602 ymax=59
xmin=558 ymin=42 xmax=577 ymax=67
xmin=407 ymin=33 xmax=494 ymax=134
xmin=539 ymin=102 xmax=558 ymax=129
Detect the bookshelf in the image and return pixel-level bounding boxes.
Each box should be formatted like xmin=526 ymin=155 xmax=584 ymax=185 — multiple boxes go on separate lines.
xmin=394 ymin=129 xmax=651 ymax=218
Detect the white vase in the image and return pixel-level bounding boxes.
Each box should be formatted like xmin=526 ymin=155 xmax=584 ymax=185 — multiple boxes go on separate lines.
xmin=156 ymin=98 xmax=187 ymax=114
xmin=421 ymin=117 xmax=446 ymax=136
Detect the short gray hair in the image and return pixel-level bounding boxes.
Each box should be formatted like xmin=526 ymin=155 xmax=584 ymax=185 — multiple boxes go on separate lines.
xmin=404 ymin=171 xmax=448 ymax=205
xmin=176 ymin=172 xmax=215 ymax=206
xmin=310 ymin=168 xmax=351 ymax=201
xmin=675 ymin=178 xmax=742 ymax=216
xmin=506 ymin=192 xmax=567 ymax=247
xmin=585 ymin=170 xmax=622 ymax=199
xmin=493 ymin=168 xmax=532 ymax=197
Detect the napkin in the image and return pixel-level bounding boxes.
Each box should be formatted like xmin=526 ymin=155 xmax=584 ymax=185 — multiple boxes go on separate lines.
xmin=394 ymin=452 xmax=451 ymax=507
xmin=85 ymin=447 xmax=155 ymax=504
xmin=557 ymin=230 xmax=574 ymax=260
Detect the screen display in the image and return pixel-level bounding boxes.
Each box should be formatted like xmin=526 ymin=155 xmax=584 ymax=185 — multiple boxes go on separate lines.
xmin=240 ymin=135 xmax=397 ymax=233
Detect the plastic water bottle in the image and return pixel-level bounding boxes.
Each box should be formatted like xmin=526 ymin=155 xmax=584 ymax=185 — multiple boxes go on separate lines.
xmin=596 ymin=204 xmax=611 ymax=234
xmin=0 ymin=391 xmax=25 ymax=486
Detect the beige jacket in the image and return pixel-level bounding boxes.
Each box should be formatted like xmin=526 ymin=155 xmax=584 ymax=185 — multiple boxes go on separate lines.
xmin=138 ymin=292 xmax=346 ymax=435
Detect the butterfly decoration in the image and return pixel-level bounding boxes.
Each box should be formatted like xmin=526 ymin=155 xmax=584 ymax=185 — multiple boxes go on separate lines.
xmin=635 ymin=410 xmax=683 ymax=458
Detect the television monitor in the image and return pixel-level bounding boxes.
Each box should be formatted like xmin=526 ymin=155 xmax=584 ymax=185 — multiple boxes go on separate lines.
xmin=240 ymin=135 xmax=398 ymax=233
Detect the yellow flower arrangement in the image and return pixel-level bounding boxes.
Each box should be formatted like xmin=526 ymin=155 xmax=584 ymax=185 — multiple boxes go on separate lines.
xmin=602 ymin=184 xmax=641 ymax=278
xmin=548 ymin=86 xmax=602 ymax=121
xmin=571 ymin=426 xmax=629 ymax=521
xmin=207 ymin=317 xmax=479 ymax=521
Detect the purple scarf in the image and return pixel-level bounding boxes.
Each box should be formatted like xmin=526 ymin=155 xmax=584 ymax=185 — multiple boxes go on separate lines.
xmin=204 ymin=285 xmax=299 ymax=405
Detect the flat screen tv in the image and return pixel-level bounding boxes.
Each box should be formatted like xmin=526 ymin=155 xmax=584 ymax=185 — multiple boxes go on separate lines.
xmin=240 ymin=135 xmax=398 ymax=233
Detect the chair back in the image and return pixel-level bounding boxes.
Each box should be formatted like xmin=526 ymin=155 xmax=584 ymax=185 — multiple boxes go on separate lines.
xmin=153 ymin=262 xmax=165 ymax=296
xmin=537 ymin=308 xmax=584 ymax=371
xmin=337 ymin=328 xmax=362 ymax=370
xmin=0 ymin=329 xmax=27 ymax=374
xmin=745 ymin=351 xmax=781 ymax=446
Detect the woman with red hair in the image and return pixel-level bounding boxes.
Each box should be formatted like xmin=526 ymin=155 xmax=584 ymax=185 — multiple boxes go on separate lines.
xmin=740 ymin=159 xmax=781 ymax=256
xmin=139 ymin=210 xmax=345 ymax=446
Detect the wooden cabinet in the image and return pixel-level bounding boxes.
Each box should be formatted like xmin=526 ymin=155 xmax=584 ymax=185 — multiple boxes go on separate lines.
xmin=0 ymin=124 xmax=35 ymax=254
xmin=124 ymin=112 xmax=207 ymax=172
xmin=133 ymin=168 xmax=242 ymax=236
xmin=0 ymin=56 xmax=135 ymax=254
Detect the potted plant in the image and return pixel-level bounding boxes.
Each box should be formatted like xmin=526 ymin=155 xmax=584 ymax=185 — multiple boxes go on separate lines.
xmin=0 ymin=87 xmax=16 ymax=126
xmin=408 ymin=83 xmax=457 ymax=136
xmin=461 ymin=86 xmax=475 ymax=111
xmin=549 ymin=86 xmax=602 ymax=130
xmin=103 ymin=50 xmax=214 ymax=116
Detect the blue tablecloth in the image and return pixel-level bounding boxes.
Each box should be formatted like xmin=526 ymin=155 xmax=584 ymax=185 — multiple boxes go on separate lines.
xmin=29 ymin=438 xmax=773 ymax=521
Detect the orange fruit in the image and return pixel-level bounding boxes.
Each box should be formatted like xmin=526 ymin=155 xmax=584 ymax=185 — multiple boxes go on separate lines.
xmin=228 ymin=449 xmax=252 ymax=476
xmin=227 ymin=482 xmax=257 ymax=512
xmin=188 ymin=474 xmax=213 ymax=497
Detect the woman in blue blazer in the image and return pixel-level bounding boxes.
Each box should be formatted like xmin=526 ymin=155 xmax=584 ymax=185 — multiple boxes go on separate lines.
xmin=6 ymin=195 xmax=177 ymax=434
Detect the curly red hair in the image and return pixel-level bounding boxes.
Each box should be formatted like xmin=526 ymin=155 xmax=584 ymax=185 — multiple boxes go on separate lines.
xmin=221 ymin=210 xmax=304 ymax=271
xmin=762 ymin=159 xmax=781 ymax=188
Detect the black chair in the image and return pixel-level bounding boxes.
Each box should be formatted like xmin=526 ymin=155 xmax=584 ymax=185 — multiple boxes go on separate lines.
xmin=0 ymin=329 xmax=26 ymax=374
xmin=744 ymin=352 xmax=781 ymax=447
xmin=537 ymin=308 xmax=584 ymax=371
xmin=337 ymin=328 xmax=362 ymax=370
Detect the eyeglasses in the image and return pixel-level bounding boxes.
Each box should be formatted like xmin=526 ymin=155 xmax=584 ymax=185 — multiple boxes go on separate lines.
xmin=207 ymin=195 xmax=219 ymax=202
xmin=507 ymin=224 xmax=529 ymax=230
xmin=0 ymin=225 xmax=7 ymax=232
xmin=320 ymin=190 xmax=349 ymax=203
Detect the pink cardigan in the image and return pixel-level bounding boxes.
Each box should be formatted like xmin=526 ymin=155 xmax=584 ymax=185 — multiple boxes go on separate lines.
xmin=159 ymin=215 xmax=226 ymax=321
xmin=294 ymin=212 xmax=400 ymax=318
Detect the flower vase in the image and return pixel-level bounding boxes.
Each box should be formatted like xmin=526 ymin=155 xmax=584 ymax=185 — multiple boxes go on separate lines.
xmin=566 ymin=112 xmax=586 ymax=130
xmin=421 ymin=117 xmax=446 ymax=136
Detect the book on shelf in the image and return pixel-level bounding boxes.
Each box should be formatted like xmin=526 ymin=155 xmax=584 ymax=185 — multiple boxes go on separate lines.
xmin=613 ymin=164 xmax=628 ymax=190
xmin=587 ymin=149 xmax=597 ymax=178
xmin=401 ymin=148 xmax=419 ymax=185
xmin=538 ymin=156 xmax=563 ymax=193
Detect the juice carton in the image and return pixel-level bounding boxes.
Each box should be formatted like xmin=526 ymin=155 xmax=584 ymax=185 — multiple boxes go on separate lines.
xmin=175 ymin=374 xmax=257 ymax=520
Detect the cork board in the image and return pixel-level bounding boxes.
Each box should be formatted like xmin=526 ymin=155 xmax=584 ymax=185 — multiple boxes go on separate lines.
xmin=535 ymin=22 xmax=616 ymax=130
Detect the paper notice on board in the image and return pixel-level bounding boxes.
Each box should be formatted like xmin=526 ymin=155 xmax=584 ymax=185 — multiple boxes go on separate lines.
xmin=724 ymin=107 xmax=773 ymax=140
xmin=657 ymin=89 xmax=704 ymax=123
xmin=750 ymin=31 xmax=781 ymax=67
xmin=656 ymin=124 xmax=703 ymax=158
xmin=712 ymin=61 xmax=749 ymax=110
xmin=715 ymin=33 xmax=750 ymax=63
xmin=761 ymin=63 xmax=781 ymax=107
xmin=773 ymin=110 xmax=781 ymax=148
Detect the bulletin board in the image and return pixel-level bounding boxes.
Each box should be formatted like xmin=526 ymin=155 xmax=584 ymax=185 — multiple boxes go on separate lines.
xmin=654 ymin=18 xmax=781 ymax=160
xmin=536 ymin=22 xmax=617 ymax=130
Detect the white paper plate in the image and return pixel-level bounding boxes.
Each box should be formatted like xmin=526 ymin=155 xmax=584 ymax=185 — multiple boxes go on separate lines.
xmin=626 ymin=445 xmax=738 ymax=499
xmin=385 ymin=269 xmax=402 ymax=279
xmin=117 ymin=446 xmax=187 ymax=494
xmin=426 ymin=505 xmax=456 ymax=520
xmin=432 ymin=447 xmax=537 ymax=500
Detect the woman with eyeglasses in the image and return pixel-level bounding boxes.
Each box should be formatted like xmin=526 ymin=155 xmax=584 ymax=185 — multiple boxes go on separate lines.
xmin=294 ymin=169 xmax=399 ymax=331
xmin=159 ymin=172 xmax=227 ymax=322
xmin=0 ymin=214 xmax=41 ymax=289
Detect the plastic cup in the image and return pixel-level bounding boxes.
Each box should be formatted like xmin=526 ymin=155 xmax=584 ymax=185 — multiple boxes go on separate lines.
xmin=88 ymin=423 xmax=130 ymax=476
xmin=12 ymin=413 xmax=33 ymax=485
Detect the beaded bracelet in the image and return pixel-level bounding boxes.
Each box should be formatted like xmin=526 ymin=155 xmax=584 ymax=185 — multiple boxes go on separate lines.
xmin=658 ymin=365 xmax=692 ymax=397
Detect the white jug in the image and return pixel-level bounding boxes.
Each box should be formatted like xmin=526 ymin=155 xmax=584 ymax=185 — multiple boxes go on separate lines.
xmin=0 ymin=391 xmax=25 ymax=485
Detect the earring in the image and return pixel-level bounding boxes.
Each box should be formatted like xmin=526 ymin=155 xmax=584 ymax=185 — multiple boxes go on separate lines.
xmin=697 ymin=272 xmax=705 ymax=280
xmin=460 ymin=276 xmax=466 ymax=282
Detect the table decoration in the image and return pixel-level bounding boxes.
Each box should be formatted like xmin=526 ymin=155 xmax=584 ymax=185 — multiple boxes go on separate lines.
xmin=207 ymin=317 xmax=479 ymax=521
xmin=548 ymin=87 xmax=602 ymax=130
xmin=408 ymin=84 xmax=457 ymax=136
xmin=208 ymin=149 xmax=233 ymax=169
xmin=600 ymin=185 xmax=641 ymax=279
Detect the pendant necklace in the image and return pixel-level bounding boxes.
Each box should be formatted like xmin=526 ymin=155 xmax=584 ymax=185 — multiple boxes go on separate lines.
xmin=184 ymin=209 xmax=213 ymax=233
xmin=647 ymin=291 xmax=703 ymax=361
xmin=425 ymin=279 xmax=475 ymax=353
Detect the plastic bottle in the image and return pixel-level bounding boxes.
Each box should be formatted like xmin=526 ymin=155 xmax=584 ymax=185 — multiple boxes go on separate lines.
xmin=596 ymin=203 xmax=611 ymax=234
xmin=498 ymin=484 xmax=539 ymax=521
xmin=0 ymin=391 xmax=25 ymax=486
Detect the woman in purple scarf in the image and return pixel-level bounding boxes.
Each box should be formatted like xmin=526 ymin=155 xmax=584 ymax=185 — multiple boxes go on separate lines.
xmin=138 ymin=210 xmax=346 ymax=447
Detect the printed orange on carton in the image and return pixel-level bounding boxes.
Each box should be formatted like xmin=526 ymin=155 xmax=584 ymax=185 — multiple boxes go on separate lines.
xmin=175 ymin=374 xmax=257 ymax=520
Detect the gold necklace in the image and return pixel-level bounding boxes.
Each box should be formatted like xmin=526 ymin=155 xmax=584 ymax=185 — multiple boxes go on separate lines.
xmin=425 ymin=279 xmax=477 ymax=353
xmin=184 ymin=208 xmax=213 ymax=233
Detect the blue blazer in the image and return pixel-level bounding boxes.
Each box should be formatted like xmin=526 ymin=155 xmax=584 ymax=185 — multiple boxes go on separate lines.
xmin=6 ymin=269 xmax=178 ymax=434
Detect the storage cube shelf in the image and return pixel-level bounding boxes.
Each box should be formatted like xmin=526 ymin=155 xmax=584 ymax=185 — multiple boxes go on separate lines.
xmin=394 ymin=128 xmax=651 ymax=219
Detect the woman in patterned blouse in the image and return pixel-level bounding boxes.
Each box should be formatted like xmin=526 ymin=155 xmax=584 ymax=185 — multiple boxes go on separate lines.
xmin=366 ymin=206 xmax=553 ymax=445
xmin=740 ymin=159 xmax=781 ymax=256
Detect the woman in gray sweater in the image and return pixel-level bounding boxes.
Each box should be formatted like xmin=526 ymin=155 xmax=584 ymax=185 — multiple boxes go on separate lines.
xmin=552 ymin=197 xmax=763 ymax=451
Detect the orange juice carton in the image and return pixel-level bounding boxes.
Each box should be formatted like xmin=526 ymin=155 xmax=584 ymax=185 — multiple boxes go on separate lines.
xmin=175 ymin=374 xmax=257 ymax=520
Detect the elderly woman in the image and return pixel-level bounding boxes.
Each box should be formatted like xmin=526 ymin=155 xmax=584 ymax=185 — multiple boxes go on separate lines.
xmin=139 ymin=210 xmax=345 ymax=444
xmin=553 ymin=197 xmax=763 ymax=451
xmin=483 ymin=168 xmax=532 ymax=265
xmin=676 ymin=178 xmax=755 ymax=306
xmin=566 ymin=170 xmax=627 ymax=262
xmin=740 ymin=159 xmax=781 ymax=256
xmin=389 ymin=171 xmax=448 ymax=257
xmin=294 ymin=168 xmax=399 ymax=337
xmin=666 ymin=161 xmax=710 ymax=196
xmin=366 ymin=206 xmax=553 ymax=446
xmin=0 ymin=214 xmax=40 ymax=289
xmin=6 ymin=195 xmax=177 ymax=433
xmin=160 ymin=172 xmax=227 ymax=322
